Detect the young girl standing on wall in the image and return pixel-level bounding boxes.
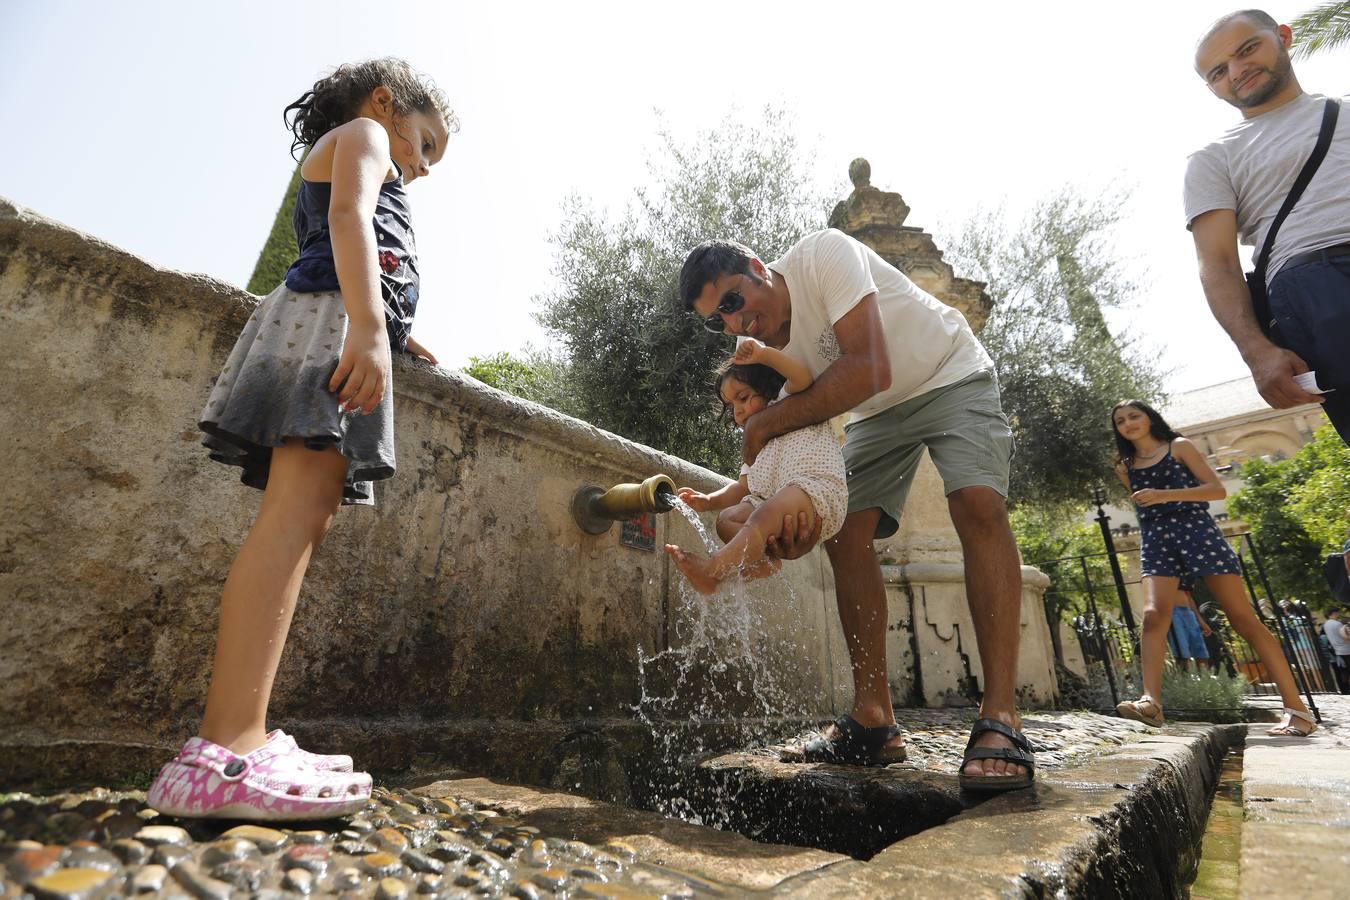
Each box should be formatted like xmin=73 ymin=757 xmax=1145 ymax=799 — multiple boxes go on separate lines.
xmin=1111 ymin=400 xmax=1315 ymax=736
xmin=148 ymin=59 xmax=456 ymax=819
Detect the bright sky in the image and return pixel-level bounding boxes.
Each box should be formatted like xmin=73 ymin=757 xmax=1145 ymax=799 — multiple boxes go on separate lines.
xmin=1 ymin=1 xmax=1343 ymax=394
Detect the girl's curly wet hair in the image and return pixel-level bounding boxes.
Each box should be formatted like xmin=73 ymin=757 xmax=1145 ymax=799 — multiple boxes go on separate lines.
xmin=713 ymin=355 xmax=786 ymax=423
xmin=283 ymin=58 xmax=459 ymax=159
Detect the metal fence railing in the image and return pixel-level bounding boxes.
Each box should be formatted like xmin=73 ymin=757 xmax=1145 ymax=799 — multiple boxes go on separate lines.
xmin=1036 ymin=523 xmax=1328 ymax=723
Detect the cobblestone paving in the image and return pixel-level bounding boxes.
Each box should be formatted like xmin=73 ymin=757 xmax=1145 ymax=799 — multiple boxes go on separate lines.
xmin=0 ymin=708 xmax=1234 ymax=898
xmin=0 ymin=786 xmax=707 ymax=899
xmin=771 ymin=709 xmax=1156 ymax=772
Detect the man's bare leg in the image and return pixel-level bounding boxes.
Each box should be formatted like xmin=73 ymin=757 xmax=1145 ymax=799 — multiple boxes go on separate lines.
xmin=820 ymin=508 xmax=905 ymax=754
xmin=948 ymin=486 xmax=1026 ymax=781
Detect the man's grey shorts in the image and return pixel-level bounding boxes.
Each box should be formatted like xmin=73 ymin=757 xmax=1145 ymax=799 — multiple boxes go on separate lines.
xmin=842 ymin=369 xmax=1012 ymax=539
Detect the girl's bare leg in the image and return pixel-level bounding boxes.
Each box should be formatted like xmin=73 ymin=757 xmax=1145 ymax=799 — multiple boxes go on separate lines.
xmin=1138 ymin=576 xmax=1179 ymax=705
xmin=667 ymin=487 xmax=814 ymax=595
xmin=1207 ymin=574 xmax=1310 ymax=716
xmin=198 ymin=441 xmax=350 ymax=754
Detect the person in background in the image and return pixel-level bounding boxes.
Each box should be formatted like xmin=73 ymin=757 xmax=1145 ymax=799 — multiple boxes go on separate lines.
xmin=1166 ymin=576 xmax=1212 ymax=673
xmin=1322 ymin=608 xmax=1350 ymax=693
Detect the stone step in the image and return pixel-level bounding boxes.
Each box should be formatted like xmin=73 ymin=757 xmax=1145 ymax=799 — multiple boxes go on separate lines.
xmin=1238 ymin=694 xmax=1350 ymax=900
xmin=416 ymin=721 xmax=1242 ymax=897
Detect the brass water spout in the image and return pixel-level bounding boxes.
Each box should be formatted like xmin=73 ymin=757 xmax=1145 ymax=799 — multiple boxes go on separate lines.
xmin=572 ymin=474 xmax=676 ymax=535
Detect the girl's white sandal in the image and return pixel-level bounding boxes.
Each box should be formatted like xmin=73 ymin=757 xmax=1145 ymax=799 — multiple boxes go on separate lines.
xmin=1267 ymin=707 xmax=1316 ymax=737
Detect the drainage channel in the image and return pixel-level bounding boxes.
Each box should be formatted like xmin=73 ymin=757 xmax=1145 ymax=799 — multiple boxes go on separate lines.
xmin=1188 ymin=743 xmax=1244 ymax=899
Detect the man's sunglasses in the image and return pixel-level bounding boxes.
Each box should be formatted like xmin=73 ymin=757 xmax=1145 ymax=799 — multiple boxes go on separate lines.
xmin=703 ymin=290 xmax=746 ymax=333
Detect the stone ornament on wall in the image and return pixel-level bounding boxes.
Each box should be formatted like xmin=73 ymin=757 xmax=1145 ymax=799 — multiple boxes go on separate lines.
xmin=827 ymin=158 xmax=992 ymax=333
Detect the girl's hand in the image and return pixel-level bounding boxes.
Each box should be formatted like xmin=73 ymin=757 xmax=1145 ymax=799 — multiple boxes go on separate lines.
xmin=733 ymin=338 xmax=766 ymax=365
xmin=330 ymin=319 xmax=392 ymax=415
xmin=1132 ymin=488 xmax=1167 ymax=507
xmin=405 ymin=335 xmax=439 ymax=365
xmin=677 ymin=487 xmax=712 ymax=512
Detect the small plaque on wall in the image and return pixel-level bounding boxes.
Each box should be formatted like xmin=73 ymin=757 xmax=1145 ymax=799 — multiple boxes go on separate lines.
xmin=619 ymin=513 xmax=656 ymax=551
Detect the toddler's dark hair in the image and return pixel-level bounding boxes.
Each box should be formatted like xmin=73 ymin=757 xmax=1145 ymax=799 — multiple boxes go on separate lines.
xmin=713 ymin=355 xmax=785 ymax=423
xmin=284 ymin=58 xmax=459 ymax=159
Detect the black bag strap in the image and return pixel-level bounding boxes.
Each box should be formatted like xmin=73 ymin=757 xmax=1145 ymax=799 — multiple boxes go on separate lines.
xmin=1253 ymin=98 xmax=1340 ymax=280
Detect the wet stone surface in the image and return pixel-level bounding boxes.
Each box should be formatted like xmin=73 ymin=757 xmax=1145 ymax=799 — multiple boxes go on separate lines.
xmin=0 ymin=787 xmax=717 ymax=898
xmin=775 ymin=708 xmax=1154 ymax=771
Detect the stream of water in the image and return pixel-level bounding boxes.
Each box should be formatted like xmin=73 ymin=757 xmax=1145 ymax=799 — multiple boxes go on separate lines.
xmin=634 ymin=495 xmax=816 ymax=825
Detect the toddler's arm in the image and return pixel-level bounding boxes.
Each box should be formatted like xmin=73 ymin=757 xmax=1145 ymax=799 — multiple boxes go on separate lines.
xmin=678 ymin=477 xmax=750 ymax=512
xmin=735 ymin=339 xmax=813 ymax=394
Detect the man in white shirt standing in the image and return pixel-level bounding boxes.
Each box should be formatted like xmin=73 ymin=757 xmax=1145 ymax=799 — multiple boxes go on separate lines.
xmin=679 ymin=229 xmax=1031 ymax=792
xmin=1186 ymin=9 xmax=1350 ymax=442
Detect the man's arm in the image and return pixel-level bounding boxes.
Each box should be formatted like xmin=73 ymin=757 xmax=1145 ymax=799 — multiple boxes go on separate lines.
xmin=741 ymin=293 xmax=891 ymax=463
xmin=1191 ymin=209 xmax=1322 ymax=408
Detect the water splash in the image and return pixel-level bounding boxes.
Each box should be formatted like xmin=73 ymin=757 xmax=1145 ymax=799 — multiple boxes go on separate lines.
xmin=666 ymin=494 xmax=720 ymax=553
xmin=635 ymin=495 xmax=815 ymax=825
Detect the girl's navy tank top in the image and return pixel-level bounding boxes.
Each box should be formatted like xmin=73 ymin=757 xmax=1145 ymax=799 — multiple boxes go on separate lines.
xmin=284 ymin=163 xmax=419 ymax=352
xmin=1127 ymin=447 xmax=1210 ymax=524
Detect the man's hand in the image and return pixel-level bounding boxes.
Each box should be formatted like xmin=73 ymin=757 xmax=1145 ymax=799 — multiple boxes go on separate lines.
xmin=1245 ymin=343 xmax=1323 ymax=408
xmin=676 ymin=487 xmax=713 ymax=512
xmin=733 ymin=338 xmax=767 ymax=365
xmin=741 ymin=412 xmax=770 ymax=466
xmin=766 ymin=511 xmax=823 ymax=561
xmin=1198 ymin=618 xmax=1213 ymax=638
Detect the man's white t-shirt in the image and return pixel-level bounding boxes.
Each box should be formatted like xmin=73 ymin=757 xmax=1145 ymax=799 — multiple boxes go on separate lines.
xmin=1184 ymin=92 xmax=1350 ymax=284
xmin=767 ymin=229 xmax=992 ymax=424
xmin=1325 ymin=618 xmax=1350 ymax=655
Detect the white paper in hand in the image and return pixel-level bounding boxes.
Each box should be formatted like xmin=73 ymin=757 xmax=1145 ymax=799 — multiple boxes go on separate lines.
xmin=1293 ymin=371 xmax=1335 ymax=394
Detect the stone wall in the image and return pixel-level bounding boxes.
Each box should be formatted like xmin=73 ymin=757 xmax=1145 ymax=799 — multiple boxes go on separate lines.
xmin=0 ymin=198 xmax=850 ymax=784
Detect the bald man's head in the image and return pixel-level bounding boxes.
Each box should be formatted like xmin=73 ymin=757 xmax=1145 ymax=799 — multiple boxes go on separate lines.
xmin=1198 ymin=9 xmax=1278 ymax=47
xmin=1195 ymin=10 xmax=1295 ymax=112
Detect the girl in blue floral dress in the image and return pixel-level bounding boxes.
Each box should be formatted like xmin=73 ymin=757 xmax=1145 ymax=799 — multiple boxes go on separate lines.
xmin=1111 ymin=400 xmax=1314 ymax=736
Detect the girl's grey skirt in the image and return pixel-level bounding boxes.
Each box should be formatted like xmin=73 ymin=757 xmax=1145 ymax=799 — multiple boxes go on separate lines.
xmin=200 ymin=285 xmax=395 ymax=505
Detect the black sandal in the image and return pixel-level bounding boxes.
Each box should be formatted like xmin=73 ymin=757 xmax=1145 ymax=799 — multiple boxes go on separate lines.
xmin=958 ymin=718 xmax=1036 ymax=793
xmin=801 ymin=715 xmax=907 ymax=766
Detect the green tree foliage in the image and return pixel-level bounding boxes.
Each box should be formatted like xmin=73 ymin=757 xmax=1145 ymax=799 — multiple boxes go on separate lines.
xmin=1286 ymin=428 xmax=1350 ymax=548
xmin=1012 ymin=503 xmax=1117 ymax=662
xmin=943 ymin=190 xmax=1167 ymax=508
xmin=1229 ymin=426 xmax=1350 ymax=600
xmin=531 ymin=109 xmax=830 ymax=474
xmin=1292 ymin=1 xmax=1350 ymax=58
xmin=247 ymin=161 xmax=304 ymax=295
xmin=461 ymin=350 xmax=574 ymax=411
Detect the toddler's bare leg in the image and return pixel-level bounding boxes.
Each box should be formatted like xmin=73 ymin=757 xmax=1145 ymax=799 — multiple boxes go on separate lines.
xmin=716 ymin=501 xmax=756 ymax=544
xmin=667 ymin=487 xmax=814 ymax=595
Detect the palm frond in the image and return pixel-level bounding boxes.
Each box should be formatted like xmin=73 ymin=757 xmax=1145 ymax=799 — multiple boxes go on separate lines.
xmin=1291 ymin=1 xmax=1350 ymax=58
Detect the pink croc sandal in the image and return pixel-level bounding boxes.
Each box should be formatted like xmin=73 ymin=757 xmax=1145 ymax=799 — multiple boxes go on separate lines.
xmin=265 ymin=730 xmax=355 ymax=772
xmin=147 ymin=737 xmax=371 ymax=821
